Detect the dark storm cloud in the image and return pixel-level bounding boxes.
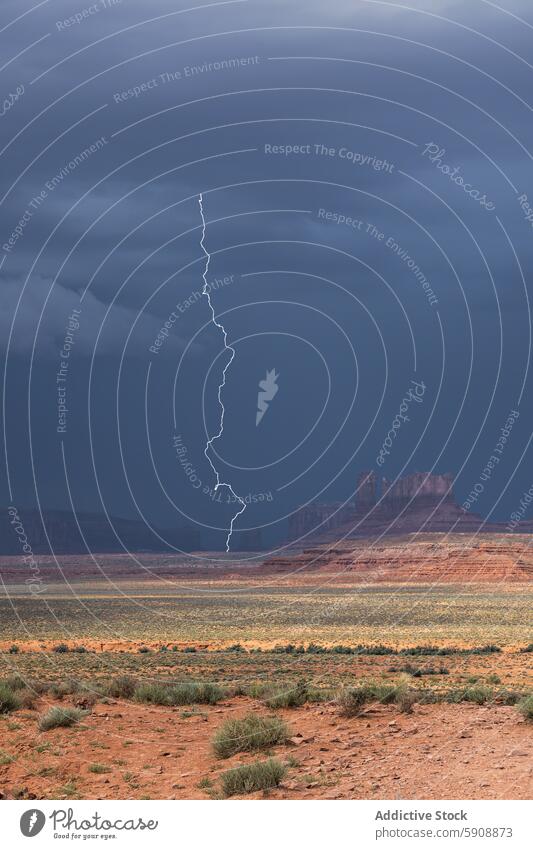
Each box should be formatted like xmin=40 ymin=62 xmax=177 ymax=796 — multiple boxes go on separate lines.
xmin=2 ymin=0 xmax=533 ymax=549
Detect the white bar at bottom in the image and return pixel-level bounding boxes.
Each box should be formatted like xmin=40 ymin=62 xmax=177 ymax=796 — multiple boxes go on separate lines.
xmin=2 ymin=799 xmax=531 ymax=848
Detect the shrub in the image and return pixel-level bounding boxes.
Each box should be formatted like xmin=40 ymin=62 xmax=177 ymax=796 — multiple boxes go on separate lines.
xmin=181 ymin=682 xmax=224 ymax=704
xmin=341 ymin=644 xmax=393 ymax=656
xmin=72 ymin=646 xmax=87 ymax=654
xmin=517 ymin=695 xmax=533 ymax=721
xmin=371 ymin=683 xmax=405 ymax=704
xmin=305 ymin=685 xmax=333 ymax=703
xmin=133 ymin=683 xmax=169 ymax=704
xmin=400 ymin=664 xmax=449 ymax=677
xmin=337 ymin=685 xmax=373 ymax=716
xmin=212 ymin=713 xmax=288 ymax=759
xmin=38 ymin=706 xmax=86 ymax=731
xmin=0 ymin=683 xmax=21 ymax=713
xmin=220 ymin=758 xmax=286 ymax=797
xmin=357 ymin=644 xmax=396 ymax=656
xmin=396 ymin=689 xmax=417 ymax=714
xmin=29 ymin=679 xmax=49 ymax=695
xmin=49 ymin=679 xmax=80 ymax=699
xmin=399 ymin=646 xmax=449 ymax=656
xmin=138 ymin=646 xmax=150 ymax=654
xmin=263 ymin=681 xmax=309 ymax=709
xmin=446 ymin=686 xmax=493 ymax=705
xmin=338 ymin=682 xmax=410 ymax=716
xmin=4 ymin=674 xmax=26 ymax=691
xmin=73 ymin=692 xmax=99 ymax=710
xmin=331 ymin=644 xmax=354 ymax=654
xmin=134 ymin=681 xmax=224 ymax=706
xmin=305 ymin=642 xmax=325 ymax=654
xmin=105 ymin=676 xmax=136 ymax=699
xmin=469 ymin=645 xmax=501 ymax=655
xmin=18 ymin=690 xmax=37 ymax=710
xmin=496 ymin=690 xmax=522 ymax=706
xmin=8 ymin=644 xmax=19 ymax=654
xmin=88 ymin=763 xmax=111 ymax=774
xmin=52 ymin=644 xmax=69 ymax=654
xmin=519 ymin=644 xmax=533 ymax=653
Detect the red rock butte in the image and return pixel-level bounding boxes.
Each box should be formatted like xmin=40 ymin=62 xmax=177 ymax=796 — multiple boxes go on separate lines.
xmin=259 ymin=471 xmax=533 ymax=582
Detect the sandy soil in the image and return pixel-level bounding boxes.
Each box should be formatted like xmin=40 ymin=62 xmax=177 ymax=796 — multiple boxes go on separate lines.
xmin=1 ymin=697 xmax=531 ymax=801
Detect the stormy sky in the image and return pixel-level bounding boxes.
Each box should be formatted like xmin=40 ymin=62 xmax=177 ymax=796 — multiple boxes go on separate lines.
xmin=2 ymin=0 xmax=533 ymax=553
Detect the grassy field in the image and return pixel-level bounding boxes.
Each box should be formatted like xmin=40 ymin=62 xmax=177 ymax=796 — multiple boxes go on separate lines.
xmin=0 ymin=580 xmax=531 ymax=648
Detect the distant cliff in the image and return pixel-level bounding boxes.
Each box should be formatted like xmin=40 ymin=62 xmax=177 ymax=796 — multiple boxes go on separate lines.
xmin=287 ymin=470 xmax=531 ymax=542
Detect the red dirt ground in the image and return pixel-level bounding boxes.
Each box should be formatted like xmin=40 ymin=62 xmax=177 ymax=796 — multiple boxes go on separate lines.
xmin=1 ymin=697 xmax=531 ymax=800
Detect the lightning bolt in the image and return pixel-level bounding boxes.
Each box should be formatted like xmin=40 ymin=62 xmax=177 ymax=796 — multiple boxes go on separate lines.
xmin=199 ymin=193 xmax=246 ymax=551
xmin=28 ymin=812 xmax=38 ymax=833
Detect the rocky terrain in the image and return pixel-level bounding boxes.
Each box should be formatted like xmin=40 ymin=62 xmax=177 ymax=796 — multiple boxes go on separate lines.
xmin=0 ymin=694 xmax=530 ymax=801
xmin=257 ymin=534 xmax=533 ymax=582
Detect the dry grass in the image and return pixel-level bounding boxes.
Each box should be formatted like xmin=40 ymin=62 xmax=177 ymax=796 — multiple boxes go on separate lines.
xmin=220 ymin=758 xmax=286 ymax=797
xmin=212 ymin=713 xmax=289 ymax=759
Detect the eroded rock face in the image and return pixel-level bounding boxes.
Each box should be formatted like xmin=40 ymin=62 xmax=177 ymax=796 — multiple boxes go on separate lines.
xmin=287 ymin=501 xmax=356 ymax=543
xmin=258 ymin=534 xmax=533 ymax=582
xmin=287 ymin=470 xmax=532 ymax=544
xmin=357 ymin=470 xmax=377 ymax=510
xmin=381 ymin=472 xmax=454 ymax=513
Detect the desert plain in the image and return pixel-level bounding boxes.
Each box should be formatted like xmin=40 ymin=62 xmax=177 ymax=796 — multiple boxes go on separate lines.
xmin=0 ymin=533 xmax=531 ymax=800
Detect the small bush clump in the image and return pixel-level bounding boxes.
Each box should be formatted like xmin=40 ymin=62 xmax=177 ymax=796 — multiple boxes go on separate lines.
xmin=52 ymin=644 xmax=70 ymax=654
xmin=399 ymin=646 xmax=451 ymax=656
xmin=105 ymin=676 xmax=137 ymax=699
xmin=338 ymin=682 xmax=411 ymax=716
xmin=495 ymin=690 xmax=522 ymax=706
xmin=4 ymin=674 xmax=27 ymax=691
xmin=0 ymin=683 xmax=21 ymax=714
xmin=517 ymin=695 xmax=533 ymax=721
xmin=49 ymin=679 xmax=80 ymax=699
xmin=38 ymin=706 xmax=86 ymax=731
xmin=220 ymin=758 xmax=286 ymax=797
xmin=212 ymin=713 xmax=288 ymax=759
xmin=446 ymin=686 xmax=493 ymax=705
xmin=134 ymin=681 xmax=224 ymax=706
xmin=263 ymin=681 xmax=309 ymax=709
xmin=400 ymin=664 xmax=449 ymax=677
xmin=468 ymin=645 xmax=501 ymax=655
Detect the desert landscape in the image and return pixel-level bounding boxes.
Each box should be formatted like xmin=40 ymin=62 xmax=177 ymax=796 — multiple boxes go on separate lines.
xmin=0 ymin=562 xmax=531 ymax=796
xmin=0 ymin=474 xmax=531 ymax=800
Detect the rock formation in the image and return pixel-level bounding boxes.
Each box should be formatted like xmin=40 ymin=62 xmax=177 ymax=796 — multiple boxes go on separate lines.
xmin=287 ymin=470 xmax=533 ymax=543
xmin=257 ymin=533 xmax=533 ymax=582
xmin=264 ymin=469 xmax=533 ymax=580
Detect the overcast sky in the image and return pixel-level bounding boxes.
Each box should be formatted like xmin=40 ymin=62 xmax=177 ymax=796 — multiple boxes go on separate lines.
xmin=2 ymin=0 xmax=533 ymax=552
